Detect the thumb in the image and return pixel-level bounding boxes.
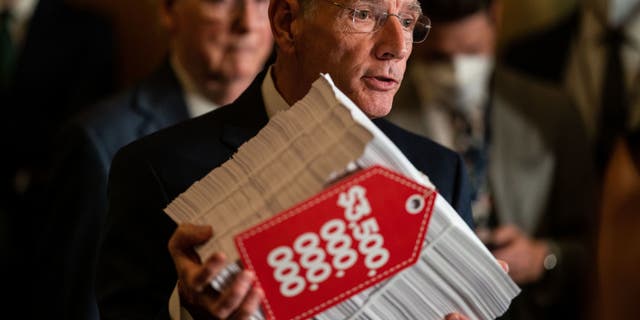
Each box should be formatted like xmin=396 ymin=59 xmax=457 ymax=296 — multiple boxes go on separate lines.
xmin=491 ymin=225 xmax=519 ymax=246
xmin=168 ymin=223 xmax=213 ymax=254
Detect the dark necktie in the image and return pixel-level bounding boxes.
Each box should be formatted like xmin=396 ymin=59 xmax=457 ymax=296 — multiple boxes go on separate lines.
xmin=596 ymin=27 xmax=628 ymax=173
xmin=0 ymin=9 xmax=14 ymax=88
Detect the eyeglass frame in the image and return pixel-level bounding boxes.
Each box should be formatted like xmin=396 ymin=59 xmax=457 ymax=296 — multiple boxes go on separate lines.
xmin=321 ymin=0 xmax=432 ymax=43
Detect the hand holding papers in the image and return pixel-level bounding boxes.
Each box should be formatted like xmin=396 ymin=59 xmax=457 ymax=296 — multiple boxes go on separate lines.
xmin=165 ymin=74 xmax=520 ymax=320
xmin=235 ymin=165 xmax=436 ymax=320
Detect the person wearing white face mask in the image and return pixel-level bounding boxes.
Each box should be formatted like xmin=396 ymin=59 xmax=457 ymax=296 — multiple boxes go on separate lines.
xmin=402 ymin=55 xmax=494 ymax=151
xmin=504 ymin=0 xmax=640 ymax=174
xmin=505 ymin=1 xmax=640 ymax=319
xmin=389 ymin=0 xmax=499 ymax=226
xmin=389 ymin=0 xmax=598 ymax=319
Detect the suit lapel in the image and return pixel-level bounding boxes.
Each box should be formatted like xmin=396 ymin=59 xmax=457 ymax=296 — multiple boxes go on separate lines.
xmin=132 ymin=60 xmax=190 ymax=137
xmin=490 ymin=66 xmax=557 ymax=234
xmin=219 ymin=70 xmax=270 ymax=149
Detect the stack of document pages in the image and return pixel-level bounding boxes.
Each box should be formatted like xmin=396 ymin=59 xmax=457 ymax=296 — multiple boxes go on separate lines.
xmin=165 ymin=74 xmax=520 ymax=320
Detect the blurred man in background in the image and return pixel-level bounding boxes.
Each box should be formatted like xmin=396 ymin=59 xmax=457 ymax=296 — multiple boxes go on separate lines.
xmin=504 ymin=0 xmax=640 ymax=319
xmin=503 ymin=1 xmax=640 ymax=318
xmin=503 ymin=0 xmax=640 ymax=176
xmin=27 ymin=0 xmax=274 ymax=318
xmin=388 ymin=0 xmax=597 ymax=319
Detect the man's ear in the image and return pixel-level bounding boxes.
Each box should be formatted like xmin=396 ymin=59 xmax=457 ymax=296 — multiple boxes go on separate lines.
xmin=270 ymin=0 xmax=302 ymax=54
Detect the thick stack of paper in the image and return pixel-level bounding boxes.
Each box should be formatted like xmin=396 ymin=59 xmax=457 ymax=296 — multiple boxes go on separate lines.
xmin=165 ymin=74 xmax=520 ymax=320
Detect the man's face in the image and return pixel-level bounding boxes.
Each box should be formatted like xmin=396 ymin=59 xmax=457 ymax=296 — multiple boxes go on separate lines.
xmin=166 ymin=0 xmax=274 ymax=105
xmin=413 ymin=10 xmax=496 ymax=62
xmin=290 ymin=0 xmax=416 ymax=118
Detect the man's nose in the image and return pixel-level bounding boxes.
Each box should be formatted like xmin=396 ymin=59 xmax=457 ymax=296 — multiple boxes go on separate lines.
xmin=231 ymin=0 xmax=261 ymax=33
xmin=375 ymin=15 xmax=410 ymax=60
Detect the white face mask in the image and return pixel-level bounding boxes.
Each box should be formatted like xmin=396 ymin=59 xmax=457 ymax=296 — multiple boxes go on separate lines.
xmin=412 ymin=54 xmax=494 ymax=118
xmin=589 ymin=0 xmax=640 ymax=27
xmin=409 ymin=54 xmax=493 ymax=151
xmin=453 ymin=54 xmax=494 ymax=116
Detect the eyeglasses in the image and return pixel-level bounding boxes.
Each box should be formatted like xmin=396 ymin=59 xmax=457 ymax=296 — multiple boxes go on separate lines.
xmin=322 ymin=0 xmax=431 ymax=43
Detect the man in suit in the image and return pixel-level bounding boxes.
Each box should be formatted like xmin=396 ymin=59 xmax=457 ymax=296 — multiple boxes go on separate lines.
xmin=28 ymin=0 xmax=273 ymax=319
xmin=502 ymin=0 xmax=640 ymax=175
xmin=387 ymin=0 xmax=597 ymax=319
xmin=96 ymin=0 xmax=478 ymax=318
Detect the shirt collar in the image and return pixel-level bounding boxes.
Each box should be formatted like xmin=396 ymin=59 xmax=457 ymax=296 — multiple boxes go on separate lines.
xmin=170 ymin=54 xmax=220 ymax=118
xmin=11 ymin=0 xmax=36 ymax=19
xmin=581 ymin=5 xmax=640 ymax=49
xmin=261 ymin=65 xmax=291 ymax=118
xmin=3 ymin=0 xmax=36 ymax=46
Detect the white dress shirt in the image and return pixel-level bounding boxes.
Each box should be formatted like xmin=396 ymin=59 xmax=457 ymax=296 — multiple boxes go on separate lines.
xmin=171 ymin=54 xmax=220 ymax=118
xmin=1 ymin=0 xmax=36 ymax=49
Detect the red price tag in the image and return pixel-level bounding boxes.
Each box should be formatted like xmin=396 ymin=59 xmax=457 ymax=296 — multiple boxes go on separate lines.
xmin=234 ymin=165 xmax=436 ymax=320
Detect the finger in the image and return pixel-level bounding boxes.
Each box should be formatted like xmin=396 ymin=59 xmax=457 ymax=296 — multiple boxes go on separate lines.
xmin=445 ymin=312 xmax=469 ymax=320
xmin=168 ymin=224 xmax=213 ymax=273
xmin=169 ymin=224 xmax=227 ymax=293
xmin=491 ymin=225 xmax=519 ymax=246
xmin=168 ymin=224 xmax=214 ymax=270
xmin=497 ymin=259 xmax=510 ymax=273
xmin=182 ymin=283 xmax=225 ymax=319
xmin=234 ymin=286 xmax=265 ymax=320
xmin=168 ymin=224 xmax=213 ymax=258
xmin=186 ymin=252 xmax=227 ymax=293
xmin=209 ymin=270 xmax=256 ymax=319
xmin=491 ymin=244 xmax=515 ymax=261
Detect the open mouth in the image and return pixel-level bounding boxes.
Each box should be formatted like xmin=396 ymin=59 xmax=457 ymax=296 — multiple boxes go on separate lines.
xmin=363 ymin=76 xmax=399 ymax=91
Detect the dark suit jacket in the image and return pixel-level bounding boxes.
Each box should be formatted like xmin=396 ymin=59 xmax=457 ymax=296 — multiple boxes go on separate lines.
xmin=96 ymin=71 xmax=473 ymax=319
xmin=501 ymin=9 xmax=580 ymax=85
xmin=490 ymin=66 xmax=597 ymax=320
xmin=499 ymin=12 xmax=605 ymax=320
xmin=29 ymin=62 xmax=190 ymax=320
xmin=389 ymin=60 xmax=598 ymax=320
xmin=4 ymin=0 xmax=116 ymax=315
xmin=1 ymin=0 xmax=116 ymax=209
